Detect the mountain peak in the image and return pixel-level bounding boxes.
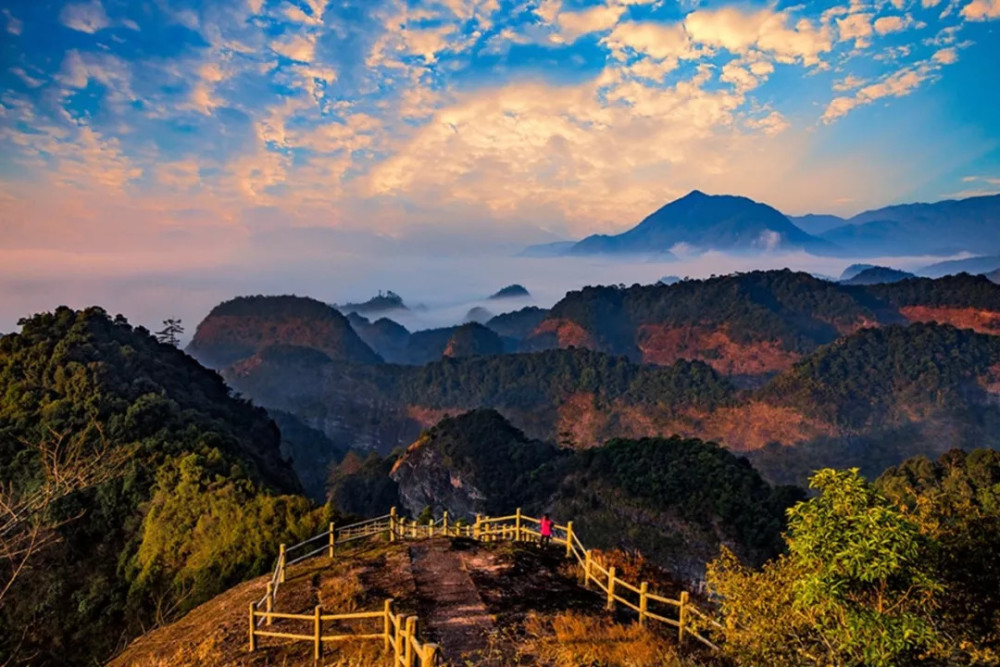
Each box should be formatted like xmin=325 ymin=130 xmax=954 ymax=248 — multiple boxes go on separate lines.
xmin=566 ymin=189 xmax=829 ymax=256
xmin=682 ymin=189 xmax=708 ymax=199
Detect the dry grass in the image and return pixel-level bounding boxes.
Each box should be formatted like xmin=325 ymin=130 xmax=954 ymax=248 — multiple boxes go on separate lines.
xmin=520 ymin=611 xmax=694 ymax=667
xmin=320 ymin=569 xmax=366 ymax=612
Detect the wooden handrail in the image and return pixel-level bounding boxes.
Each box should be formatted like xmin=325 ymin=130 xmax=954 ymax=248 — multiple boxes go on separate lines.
xmin=249 ymin=598 xmax=439 ymax=666
xmin=253 ymin=506 xmax=721 ymax=655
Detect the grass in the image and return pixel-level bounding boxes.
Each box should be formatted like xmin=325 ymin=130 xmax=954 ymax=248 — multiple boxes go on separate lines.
xmin=520 ymin=611 xmax=704 ymax=667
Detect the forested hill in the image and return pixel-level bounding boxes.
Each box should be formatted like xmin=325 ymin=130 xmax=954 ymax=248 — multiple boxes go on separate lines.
xmin=187 ymin=294 xmax=382 ymax=368
xmin=0 ymin=307 xmax=324 ymax=666
xmin=525 ymin=270 xmax=1000 ymax=374
xmin=762 ymin=322 xmax=1000 ymax=427
xmin=340 ymin=408 xmax=803 ymax=580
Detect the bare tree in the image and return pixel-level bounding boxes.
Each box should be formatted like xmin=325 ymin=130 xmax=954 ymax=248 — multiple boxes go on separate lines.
xmin=0 ymin=422 xmax=126 ymax=605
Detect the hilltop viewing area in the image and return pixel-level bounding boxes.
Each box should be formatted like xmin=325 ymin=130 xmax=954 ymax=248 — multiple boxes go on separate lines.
xmin=112 ymin=509 xmax=717 ymax=666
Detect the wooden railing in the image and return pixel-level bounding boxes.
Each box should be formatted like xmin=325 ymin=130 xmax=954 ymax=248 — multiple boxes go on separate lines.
xmin=474 ymin=511 xmax=722 ymax=650
xmin=249 ymin=598 xmax=438 ymax=665
xmin=248 ymin=506 xmax=721 ymax=662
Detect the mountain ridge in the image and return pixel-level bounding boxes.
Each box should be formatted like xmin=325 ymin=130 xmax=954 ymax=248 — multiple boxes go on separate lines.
xmin=565 ymin=190 xmax=833 ymax=256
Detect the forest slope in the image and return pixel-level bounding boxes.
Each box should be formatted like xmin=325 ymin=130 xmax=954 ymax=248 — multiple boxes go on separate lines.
xmin=0 ymin=308 xmax=321 ymax=666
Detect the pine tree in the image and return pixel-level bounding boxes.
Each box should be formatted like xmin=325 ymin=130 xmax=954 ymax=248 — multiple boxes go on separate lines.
xmin=155 ymin=318 xmax=184 ymax=346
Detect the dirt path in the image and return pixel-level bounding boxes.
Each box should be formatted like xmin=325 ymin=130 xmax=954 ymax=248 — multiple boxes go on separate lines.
xmin=409 ymin=538 xmax=497 ymax=665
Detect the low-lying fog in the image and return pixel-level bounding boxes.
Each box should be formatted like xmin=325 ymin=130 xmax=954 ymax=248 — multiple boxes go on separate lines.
xmin=0 ymin=249 xmax=974 ymax=344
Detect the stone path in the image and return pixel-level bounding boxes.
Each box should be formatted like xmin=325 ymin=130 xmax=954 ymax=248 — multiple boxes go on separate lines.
xmin=408 ymin=539 xmax=496 ymax=664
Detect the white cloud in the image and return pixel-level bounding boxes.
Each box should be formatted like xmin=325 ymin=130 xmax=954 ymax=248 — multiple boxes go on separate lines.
xmin=873 ymin=15 xmax=914 ymax=34
xmin=271 ymin=33 xmax=318 ymax=63
xmin=962 ymin=175 xmax=1000 ymax=185
xmin=746 ymin=110 xmax=789 ymax=135
xmin=156 ymin=159 xmax=203 ymax=189
xmin=836 ymin=13 xmax=873 ymax=47
xmin=59 ymin=0 xmax=109 ymax=34
xmin=932 ymin=46 xmax=958 ymax=63
xmin=550 ymin=3 xmax=626 ymax=43
xmin=283 ymin=4 xmax=323 ymax=25
xmin=57 ymin=50 xmax=134 ymax=106
xmin=441 ymin=0 xmax=499 ymax=29
xmin=685 ymin=7 xmax=833 ymax=66
xmin=822 ymin=48 xmax=958 ymax=123
xmin=10 ymin=68 xmax=44 ymax=87
xmin=53 ymin=126 xmax=142 ymax=191
xmin=961 ymin=0 xmax=1000 ymax=19
xmin=604 ymin=20 xmax=698 ymax=63
xmin=3 ymin=9 xmax=23 ymax=35
xmin=833 ymin=74 xmax=867 ymax=91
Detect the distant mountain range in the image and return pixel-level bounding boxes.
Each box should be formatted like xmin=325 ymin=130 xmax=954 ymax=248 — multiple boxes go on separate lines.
xmin=841 ymin=266 xmax=916 ymax=285
xmin=525 ymin=191 xmax=1000 ymax=258
xmin=535 ymin=190 xmax=835 ymax=257
xmin=821 ymin=194 xmax=1000 ymax=256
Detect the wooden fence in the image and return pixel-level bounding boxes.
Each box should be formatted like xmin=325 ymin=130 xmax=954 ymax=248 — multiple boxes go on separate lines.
xmin=249 ymin=598 xmax=438 ymax=666
xmin=248 ymin=506 xmax=721 ymax=662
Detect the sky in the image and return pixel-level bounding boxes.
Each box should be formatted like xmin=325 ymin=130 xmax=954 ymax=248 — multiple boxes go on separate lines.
xmin=1 ymin=0 xmax=999 ymax=334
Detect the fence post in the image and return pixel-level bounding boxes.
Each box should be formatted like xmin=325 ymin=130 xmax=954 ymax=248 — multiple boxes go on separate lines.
xmin=404 ymin=616 xmax=416 ymax=667
xmin=606 ymin=566 xmax=616 ymax=611
xmin=639 ymin=582 xmax=648 ymax=627
xmin=383 ymin=599 xmax=392 ymax=653
xmin=483 ymin=516 xmax=490 ymax=541
xmin=279 ymin=543 xmax=286 ymax=583
xmin=565 ymin=521 xmax=574 ymax=558
xmin=583 ymin=549 xmax=592 ymax=588
xmin=394 ymin=610 xmax=403 ymax=665
xmin=515 ymin=507 xmax=522 ymax=541
xmin=474 ymin=514 xmax=481 ymax=540
xmin=328 ymin=522 xmax=336 ymax=558
xmin=421 ymin=643 xmax=438 ymax=666
xmin=314 ymin=604 xmax=322 ymax=661
xmin=442 ymin=511 xmax=449 ymax=536
xmin=266 ymin=581 xmax=274 ymax=626
xmin=678 ymin=591 xmax=689 ymax=647
xmin=390 ymin=506 xmax=397 ymax=542
xmin=248 ymin=603 xmax=256 ymax=652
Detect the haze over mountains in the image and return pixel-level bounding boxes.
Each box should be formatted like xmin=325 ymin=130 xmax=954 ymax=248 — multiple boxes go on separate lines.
xmin=530 ymin=191 xmax=1000 ymax=259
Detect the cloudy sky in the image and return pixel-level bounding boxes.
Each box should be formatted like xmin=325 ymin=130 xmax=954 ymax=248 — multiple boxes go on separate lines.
xmin=1 ymin=0 xmax=999 ymax=331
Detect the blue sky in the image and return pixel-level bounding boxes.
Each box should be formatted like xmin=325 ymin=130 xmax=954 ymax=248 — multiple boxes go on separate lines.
xmin=0 ymin=0 xmax=999 ymax=274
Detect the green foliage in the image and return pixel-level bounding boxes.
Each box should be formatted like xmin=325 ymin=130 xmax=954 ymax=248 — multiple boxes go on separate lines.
xmin=395 ymin=348 xmax=734 ymax=413
xmin=270 ymin=408 xmax=346 ymax=502
xmin=485 ymin=306 xmax=549 ymax=340
xmin=709 ymin=469 xmax=949 ymax=667
xmin=130 ymin=450 xmax=320 ymax=617
xmin=416 ymin=409 xmax=564 ymax=514
xmin=863 ymin=273 xmax=1000 ymax=309
xmin=328 ymin=450 xmax=401 ymax=518
xmin=565 ymin=436 xmax=802 ymax=562
xmin=761 ymin=322 xmax=1000 ymax=427
xmin=550 ymin=270 xmax=883 ymax=355
xmin=416 ymin=505 xmax=434 ymax=525
xmin=0 ymin=307 xmax=307 ymax=665
xmin=444 ymin=322 xmax=505 ymax=357
xmin=877 ymin=449 xmax=1000 ymax=655
xmin=787 ymin=469 xmax=942 ymax=665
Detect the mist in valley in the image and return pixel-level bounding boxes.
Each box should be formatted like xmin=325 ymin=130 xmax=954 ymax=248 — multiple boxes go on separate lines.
xmin=0 ymin=243 xmax=975 ymax=343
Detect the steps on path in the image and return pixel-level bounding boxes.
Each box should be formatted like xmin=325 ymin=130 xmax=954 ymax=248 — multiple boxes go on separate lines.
xmin=408 ymin=538 xmax=497 ymax=665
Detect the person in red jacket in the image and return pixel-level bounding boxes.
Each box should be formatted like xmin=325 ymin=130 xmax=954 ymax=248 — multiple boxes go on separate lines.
xmin=539 ymin=514 xmax=553 ymax=546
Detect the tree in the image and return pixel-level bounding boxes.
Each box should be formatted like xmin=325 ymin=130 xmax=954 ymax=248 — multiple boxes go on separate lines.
xmin=1 ymin=423 xmax=125 ymax=605
xmin=708 ymin=468 xmax=948 ymax=667
xmin=155 ymin=318 xmax=184 ymax=346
